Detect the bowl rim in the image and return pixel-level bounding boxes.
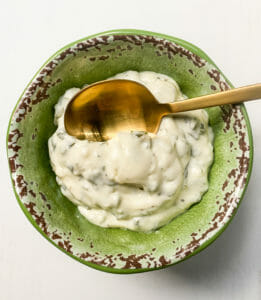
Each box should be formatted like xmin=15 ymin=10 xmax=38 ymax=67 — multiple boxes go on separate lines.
xmin=6 ymin=28 xmax=253 ymax=274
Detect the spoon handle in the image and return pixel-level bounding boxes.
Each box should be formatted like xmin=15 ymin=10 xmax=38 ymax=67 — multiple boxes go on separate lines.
xmin=168 ymin=83 xmax=261 ymax=113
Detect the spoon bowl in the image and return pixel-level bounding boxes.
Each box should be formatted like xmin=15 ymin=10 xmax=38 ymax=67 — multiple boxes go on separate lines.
xmin=64 ymin=79 xmax=167 ymax=141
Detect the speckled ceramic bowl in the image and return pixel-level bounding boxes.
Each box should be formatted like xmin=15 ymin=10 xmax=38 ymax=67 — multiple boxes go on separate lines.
xmin=7 ymin=29 xmax=253 ymax=273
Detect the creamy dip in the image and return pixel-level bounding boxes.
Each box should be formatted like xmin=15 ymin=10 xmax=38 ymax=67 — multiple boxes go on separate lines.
xmin=48 ymin=71 xmax=214 ymax=232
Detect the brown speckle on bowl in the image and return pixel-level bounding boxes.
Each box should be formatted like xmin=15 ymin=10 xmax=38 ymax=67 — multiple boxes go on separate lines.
xmin=51 ymin=231 xmax=62 ymax=240
xmin=29 ymin=190 xmax=36 ymax=197
xmin=25 ymin=202 xmax=49 ymax=235
xmin=222 ymin=180 xmax=229 ymax=191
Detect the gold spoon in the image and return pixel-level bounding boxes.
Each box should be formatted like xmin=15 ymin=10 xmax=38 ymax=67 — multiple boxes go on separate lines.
xmin=64 ymin=80 xmax=261 ymax=142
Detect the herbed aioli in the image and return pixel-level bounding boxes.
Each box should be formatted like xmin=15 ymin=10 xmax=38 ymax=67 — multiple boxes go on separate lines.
xmin=48 ymin=71 xmax=214 ymax=232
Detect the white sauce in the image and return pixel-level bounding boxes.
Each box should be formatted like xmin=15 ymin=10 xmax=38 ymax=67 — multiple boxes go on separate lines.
xmin=48 ymin=71 xmax=214 ymax=232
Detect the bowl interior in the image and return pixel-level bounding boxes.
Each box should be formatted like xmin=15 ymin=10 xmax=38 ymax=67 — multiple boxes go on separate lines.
xmin=7 ymin=30 xmax=252 ymax=273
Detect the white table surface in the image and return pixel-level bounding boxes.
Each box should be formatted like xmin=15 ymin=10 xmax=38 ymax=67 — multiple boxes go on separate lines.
xmin=1 ymin=0 xmax=261 ymax=299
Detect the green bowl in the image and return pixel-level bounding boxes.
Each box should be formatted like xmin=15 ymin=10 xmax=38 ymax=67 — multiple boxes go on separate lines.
xmin=7 ymin=29 xmax=253 ymax=274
